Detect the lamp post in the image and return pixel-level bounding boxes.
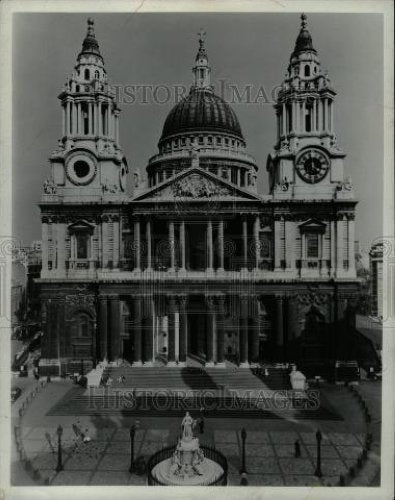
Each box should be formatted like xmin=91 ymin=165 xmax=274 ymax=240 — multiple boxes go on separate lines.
xmin=56 ymin=425 xmax=63 ymax=472
xmin=129 ymin=420 xmax=140 ymax=473
xmin=315 ymin=429 xmax=322 ymax=477
xmin=240 ymin=428 xmax=247 ymax=474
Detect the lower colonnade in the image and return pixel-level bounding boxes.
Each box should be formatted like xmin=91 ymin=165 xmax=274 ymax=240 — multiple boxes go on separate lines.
xmin=97 ymin=294 xmax=279 ymax=367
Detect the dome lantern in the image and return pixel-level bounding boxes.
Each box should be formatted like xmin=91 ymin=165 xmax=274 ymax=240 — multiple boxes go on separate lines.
xmin=192 ymin=29 xmax=211 ymax=90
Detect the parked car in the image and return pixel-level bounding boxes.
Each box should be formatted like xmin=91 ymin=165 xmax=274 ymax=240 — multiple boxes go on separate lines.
xmin=11 ymin=387 xmax=22 ymax=403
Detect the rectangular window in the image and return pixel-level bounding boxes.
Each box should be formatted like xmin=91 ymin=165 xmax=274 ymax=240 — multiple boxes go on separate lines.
xmin=76 ymin=232 xmax=89 ymax=259
xmin=306 ymin=233 xmax=319 ymax=258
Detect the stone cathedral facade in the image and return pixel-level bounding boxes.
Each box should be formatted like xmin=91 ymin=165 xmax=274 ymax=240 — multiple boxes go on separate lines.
xmin=38 ymin=16 xmax=360 ymax=376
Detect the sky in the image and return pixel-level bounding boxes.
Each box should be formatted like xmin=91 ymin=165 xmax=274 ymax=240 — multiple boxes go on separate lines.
xmin=13 ymin=12 xmax=383 ymax=258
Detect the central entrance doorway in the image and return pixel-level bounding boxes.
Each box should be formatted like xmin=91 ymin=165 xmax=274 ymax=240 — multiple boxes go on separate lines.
xmin=186 ymin=223 xmax=206 ymax=271
xmin=187 ymin=295 xmax=207 ymax=362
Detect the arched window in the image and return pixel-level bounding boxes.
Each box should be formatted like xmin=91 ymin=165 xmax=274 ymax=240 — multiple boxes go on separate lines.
xmin=305 ymin=103 xmax=313 ymax=132
xmin=79 ymin=314 xmax=90 ymax=337
xmin=76 ymin=85 xmax=80 ymax=92
xmin=84 ymin=68 xmax=90 ymax=80
xmin=94 ymin=70 xmax=100 ymax=79
xmin=304 ymin=65 xmax=310 ymax=77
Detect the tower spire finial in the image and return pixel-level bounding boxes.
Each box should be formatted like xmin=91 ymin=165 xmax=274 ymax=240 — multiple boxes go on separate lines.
xmin=79 ymin=17 xmax=102 ymax=59
xmin=198 ymin=28 xmax=206 ymax=47
xmin=301 ymin=13 xmax=307 ymax=29
xmin=87 ymin=17 xmax=95 ymax=35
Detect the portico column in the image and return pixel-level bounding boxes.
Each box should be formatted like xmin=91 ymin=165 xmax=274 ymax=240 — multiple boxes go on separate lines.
xmin=66 ymin=101 xmax=71 ymax=136
xmin=324 ymin=99 xmax=329 ymax=132
xmin=72 ymin=102 xmax=77 ymax=135
xmin=311 ymin=99 xmax=317 ymax=132
xmin=274 ymin=215 xmax=282 ymax=270
xmin=286 ymin=296 xmax=299 ymax=346
xmin=239 ymin=295 xmax=249 ymax=367
xmin=167 ymin=297 xmax=177 ymax=366
xmin=180 ymin=221 xmax=186 ymax=271
xmin=99 ymin=296 xmax=108 ymax=361
xmin=107 ymin=103 xmax=112 ymax=138
xmin=207 ymin=220 xmax=214 ymax=272
xmin=77 ymin=102 xmax=81 ymax=135
xmin=205 ymin=297 xmax=215 ymax=367
xmin=216 ymin=296 xmax=226 ymax=366
xmin=41 ymin=219 xmax=49 ymax=273
xmin=57 ymin=221 xmax=66 ymax=274
xmin=295 ymin=101 xmax=300 ymax=133
xmin=218 ymin=219 xmax=224 ymax=271
xmin=275 ymin=295 xmax=284 ymax=360
xmin=62 ymin=104 xmax=66 ymax=137
xmin=93 ymin=102 xmax=97 ymax=135
xmin=242 ymin=217 xmax=248 ymax=271
xmin=146 ymin=219 xmax=152 ymax=271
xmin=254 ymin=215 xmax=260 ymax=270
xmin=109 ymin=296 xmax=120 ymax=361
xmin=169 ymin=221 xmax=175 ymax=271
xmin=112 ymin=216 xmax=120 ymax=269
xmin=143 ymin=296 xmax=154 ymax=365
xmin=178 ymin=296 xmax=187 ymax=366
xmin=88 ymin=102 xmax=93 ymax=135
xmin=132 ymin=297 xmax=143 ymax=366
xmin=98 ymin=101 xmax=102 ymax=135
xmin=330 ymin=100 xmax=334 ymax=133
xmin=133 ymin=220 xmax=141 ymax=272
xmin=291 ymin=101 xmax=296 ymax=132
xmin=336 ymin=215 xmax=344 ymax=276
xmin=348 ymin=214 xmax=355 ymax=274
xmin=249 ymin=298 xmax=260 ymax=365
xmin=317 ymin=99 xmax=322 ymax=131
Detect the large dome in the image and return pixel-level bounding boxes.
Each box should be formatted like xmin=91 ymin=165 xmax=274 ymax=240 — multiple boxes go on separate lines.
xmin=160 ymin=89 xmax=244 ymax=143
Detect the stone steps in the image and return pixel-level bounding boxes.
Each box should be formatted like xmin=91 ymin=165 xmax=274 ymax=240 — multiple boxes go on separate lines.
xmin=103 ymin=367 xmax=291 ymax=391
xmin=47 ymin=391 xmax=341 ymax=421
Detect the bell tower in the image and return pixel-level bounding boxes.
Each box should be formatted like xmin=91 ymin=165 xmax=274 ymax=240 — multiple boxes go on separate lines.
xmin=46 ymin=18 xmax=128 ymax=201
xmin=267 ymin=14 xmax=354 ymax=202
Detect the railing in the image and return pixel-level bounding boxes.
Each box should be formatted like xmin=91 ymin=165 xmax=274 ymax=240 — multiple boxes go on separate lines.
xmin=147 ymin=444 xmax=228 ymax=486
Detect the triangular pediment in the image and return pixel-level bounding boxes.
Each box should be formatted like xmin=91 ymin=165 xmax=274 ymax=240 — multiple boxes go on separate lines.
xmin=299 ymin=218 xmax=326 ymax=232
xmin=132 ymin=167 xmax=261 ymax=202
xmin=68 ymin=220 xmax=95 ymax=232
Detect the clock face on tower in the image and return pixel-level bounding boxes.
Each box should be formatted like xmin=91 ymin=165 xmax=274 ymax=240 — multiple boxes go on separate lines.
xmin=295 ymin=148 xmax=330 ymax=184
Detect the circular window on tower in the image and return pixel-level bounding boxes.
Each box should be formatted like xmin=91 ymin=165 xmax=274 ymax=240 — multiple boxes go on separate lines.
xmin=74 ymin=160 xmax=90 ymax=178
xmin=66 ymin=154 xmax=97 ymax=185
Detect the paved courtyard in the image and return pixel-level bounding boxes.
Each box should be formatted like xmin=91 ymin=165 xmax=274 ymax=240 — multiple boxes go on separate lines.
xmin=18 ymin=423 xmax=365 ymax=486
xmin=11 ymin=377 xmax=378 ymax=487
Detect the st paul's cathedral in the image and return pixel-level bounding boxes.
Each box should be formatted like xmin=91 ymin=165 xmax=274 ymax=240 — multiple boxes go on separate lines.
xmin=38 ymin=15 xmax=360 ymax=376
